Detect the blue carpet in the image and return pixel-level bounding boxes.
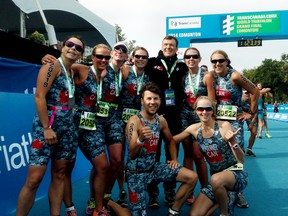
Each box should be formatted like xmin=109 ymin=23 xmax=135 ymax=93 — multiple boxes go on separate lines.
xmin=18 ymin=119 xmax=288 ymax=216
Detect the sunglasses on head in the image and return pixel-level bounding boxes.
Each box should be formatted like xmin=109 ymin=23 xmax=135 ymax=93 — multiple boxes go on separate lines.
xmin=94 ymin=54 xmax=111 ymax=60
xmin=184 ymin=54 xmax=200 ymax=59
xmin=114 ymin=46 xmax=127 ymax=54
xmin=65 ymin=41 xmax=83 ymax=53
xmin=211 ymin=59 xmax=226 ymax=64
xmin=196 ymin=106 xmax=213 ymax=112
xmin=134 ymin=54 xmax=148 ymax=59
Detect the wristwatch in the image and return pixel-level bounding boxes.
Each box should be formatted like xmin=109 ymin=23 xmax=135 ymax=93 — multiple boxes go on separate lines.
xmin=232 ymin=143 xmax=239 ymax=150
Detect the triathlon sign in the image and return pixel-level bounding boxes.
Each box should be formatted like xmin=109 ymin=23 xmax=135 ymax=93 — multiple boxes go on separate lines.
xmin=166 ymin=10 xmax=288 ymax=48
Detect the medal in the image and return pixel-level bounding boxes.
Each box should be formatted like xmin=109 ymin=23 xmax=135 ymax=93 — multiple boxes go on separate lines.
xmin=68 ymin=97 xmax=75 ymax=108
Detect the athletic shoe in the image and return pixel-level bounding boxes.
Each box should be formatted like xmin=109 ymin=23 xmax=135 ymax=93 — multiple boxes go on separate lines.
xmin=265 ymin=133 xmax=272 ymax=138
xmin=164 ymin=190 xmax=175 ymax=206
xmin=148 ymin=196 xmax=160 ymax=209
xmin=86 ymin=199 xmax=96 ymax=215
xmin=66 ymin=206 xmax=77 ymax=216
xmin=246 ymin=149 xmax=256 ymax=157
xmin=186 ymin=194 xmax=195 ymax=205
xmin=92 ymin=208 xmax=111 ymax=216
xmin=117 ymin=190 xmax=128 ymax=208
xmin=237 ymin=193 xmax=249 ymax=208
xmin=258 ymin=136 xmax=262 ymax=139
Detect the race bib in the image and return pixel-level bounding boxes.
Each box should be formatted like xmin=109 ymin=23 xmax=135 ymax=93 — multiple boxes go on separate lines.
xmin=122 ymin=108 xmax=139 ymax=123
xmin=165 ymin=89 xmax=175 ymax=106
xmin=96 ymin=101 xmax=109 ymax=117
xmin=79 ymin=111 xmax=96 ymax=130
xmin=216 ymin=105 xmax=237 ymax=120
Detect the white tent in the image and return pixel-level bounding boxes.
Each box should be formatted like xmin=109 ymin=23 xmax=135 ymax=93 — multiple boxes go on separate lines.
xmin=0 ymin=0 xmax=115 ymax=47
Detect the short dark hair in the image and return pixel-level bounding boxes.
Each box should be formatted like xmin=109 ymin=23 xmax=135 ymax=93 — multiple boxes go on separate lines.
xmin=163 ymin=35 xmax=179 ymax=48
xmin=63 ymin=35 xmax=85 ymax=54
xmin=140 ymin=82 xmax=161 ymax=98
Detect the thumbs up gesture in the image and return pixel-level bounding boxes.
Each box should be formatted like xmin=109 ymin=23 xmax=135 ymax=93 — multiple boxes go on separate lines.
xmin=138 ymin=119 xmax=152 ymax=141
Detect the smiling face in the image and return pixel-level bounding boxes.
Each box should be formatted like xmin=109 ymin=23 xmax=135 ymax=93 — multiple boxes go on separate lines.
xmin=210 ymin=50 xmax=230 ymax=76
xmin=161 ymin=38 xmax=178 ymax=57
xmin=132 ymin=48 xmax=149 ymax=70
xmin=62 ymin=37 xmax=84 ymax=61
xmin=195 ymin=97 xmax=214 ymax=122
xmin=141 ymin=90 xmax=161 ymax=116
xmin=91 ymin=46 xmax=111 ymax=71
xmin=184 ymin=48 xmax=202 ymax=70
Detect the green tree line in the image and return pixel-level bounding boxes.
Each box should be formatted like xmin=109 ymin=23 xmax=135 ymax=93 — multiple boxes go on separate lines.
xmin=243 ymin=53 xmax=288 ymax=103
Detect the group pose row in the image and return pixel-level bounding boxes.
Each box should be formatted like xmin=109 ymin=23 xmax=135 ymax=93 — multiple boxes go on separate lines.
xmin=16 ymin=35 xmax=261 ymax=216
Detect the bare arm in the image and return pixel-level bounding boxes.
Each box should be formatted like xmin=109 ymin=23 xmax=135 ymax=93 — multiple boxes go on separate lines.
xmin=35 ymin=60 xmax=60 ymax=144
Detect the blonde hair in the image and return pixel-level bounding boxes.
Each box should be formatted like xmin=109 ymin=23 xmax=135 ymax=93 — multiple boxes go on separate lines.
xmin=92 ymin=43 xmax=111 ymax=55
xmin=194 ymin=96 xmax=217 ymax=118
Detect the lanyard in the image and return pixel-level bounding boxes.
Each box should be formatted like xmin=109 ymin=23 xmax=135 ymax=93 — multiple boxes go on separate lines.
xmin=90 ymin=65 xmax=102 ymax=101
xmin=132 ymin=65 xmax=145 ymax=95
xmin=160 ymin=59 xmax=177 ymax=89
xmin=58 ymin=57 xmax=74 ymax=98
xmin=110 ymin=62 xmax=122 ymax=97
xmin=188 ymin=67 xmax=201 ymax=96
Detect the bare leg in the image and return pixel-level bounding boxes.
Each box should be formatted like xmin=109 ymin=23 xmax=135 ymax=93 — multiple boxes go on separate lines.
xmin=16 ymin=166 xmax=46 ymax=216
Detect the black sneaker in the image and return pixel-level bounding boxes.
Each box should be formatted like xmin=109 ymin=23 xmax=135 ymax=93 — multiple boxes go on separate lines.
xmin=164 ymin=191 xmax=175 ymax=206
xmin=148 ymin=196 xmax=160 ymax=209
xmin=117 ymin=190 xmax=128 ymax=208
xmin=246 ymin=149 xmax=256 ymax=157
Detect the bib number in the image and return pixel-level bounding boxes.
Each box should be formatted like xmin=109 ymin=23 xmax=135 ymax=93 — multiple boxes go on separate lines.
xmin=122 ymin=108 xmax=139 ymax=123
xmin=216 ymin=105 xmax=237 ymax=120
xmin=96 ymin=101 xmax=109 ymax=117
xmin=79 ymin=111 xmax=96 ymax=130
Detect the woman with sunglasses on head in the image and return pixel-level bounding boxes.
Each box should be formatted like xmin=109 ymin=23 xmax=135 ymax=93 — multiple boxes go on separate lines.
xmin=170 ymin=96 xmax=248 ymax=216
xmin=210 ymin=50 xmax=259 ymax=210
xmin=180 ymin=47 xmax=215 ymax=204
xmin=16 ymin=35 xmax=85 ymax=216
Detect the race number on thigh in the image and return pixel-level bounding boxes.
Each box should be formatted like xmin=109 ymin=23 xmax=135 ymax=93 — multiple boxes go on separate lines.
xmin=79 ymin=111 xmax=96 ymax=130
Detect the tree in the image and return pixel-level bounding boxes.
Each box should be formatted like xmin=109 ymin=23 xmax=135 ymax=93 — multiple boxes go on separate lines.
xmin=27 ymin=31 xmax=46 ymax=45
xmin=243 ymin=54 xmax=288 ymax=103
xmin=115 ymin=24 xmax=136 ymax=55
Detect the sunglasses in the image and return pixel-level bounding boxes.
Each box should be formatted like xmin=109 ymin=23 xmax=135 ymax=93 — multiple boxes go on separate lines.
xmin=134 ymin=54 xmax=148 ymax=59
xmin=114 ymin=47 xmax=128 ymax=54
xmin=211 ymin=59 xmax=226 ymax=64
xmin=94 ymin=54 xmax=111 ymax=60
xmin=196 ymin=106 xmax=213 ymax=112
xmin=65 ymin=41 xmax=83 ymax=53
xmin=184 ymin=54 xmax=200 ymax=59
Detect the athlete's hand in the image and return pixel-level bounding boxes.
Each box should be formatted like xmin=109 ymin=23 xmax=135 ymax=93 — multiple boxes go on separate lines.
xmin=41 ymin=54 xmax=57 ymax=65
xmin=44 ymin=128 xmax=58 ymax=145
xmin=225 ymin=128 xmax=241 ymax=146
xmin=167 ymin=160 xmax=180 ymax=170
xmin=138 ymin=119 xmax=152 ymax=141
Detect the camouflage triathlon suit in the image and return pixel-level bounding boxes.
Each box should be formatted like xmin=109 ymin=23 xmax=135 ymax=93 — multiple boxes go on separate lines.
xmin=73 ymin=66 xmax=105 ymax=160
xmin=197 ymin=121 xmax=248 ymax=201
xmin=30 ymin=62 xmax=77 ymax=165
xmin=126 ymin=113 xmax=181 ymax=216
xmin=214 ymin=68 xmax=245 ymax=148
xmin=119 ymin=67 xmax=149 ymax=127
xmin=180 ymin=68 xmax=208 ymax=136
xmin=95 ymin=64 xmax=123 ymax=146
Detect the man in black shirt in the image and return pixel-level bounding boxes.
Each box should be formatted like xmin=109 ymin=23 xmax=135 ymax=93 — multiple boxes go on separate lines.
xmin=145 ymin=35 xmax=188 ymax=208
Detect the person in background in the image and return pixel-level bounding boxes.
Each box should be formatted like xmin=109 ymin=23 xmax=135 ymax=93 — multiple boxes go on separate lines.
xmin=171 ymin=96 xmax=248 ymax=216
xmin=116 ymin=46 xmax=150 ymax=208
xmin=273 ymin=101 xmax=279 ymax=113
xmin=210 ymin=50 xmax=259 ymax=209
xmin=16 ymin=35 xmax=85 ymax=216
xmin=145 ymin=35 xmax=187 ymax=208
xmin=256 ymin=83 xmax=272 ymax=139
xmin=200 ymin=64 xmax=209 ymax=72
xmin=179 ymin=47 xmax=215 ymax=204
xmin=125 ymin=82 xmax=198 ymax=216
xmin=242 ymin=90 xmax=258 ymax=157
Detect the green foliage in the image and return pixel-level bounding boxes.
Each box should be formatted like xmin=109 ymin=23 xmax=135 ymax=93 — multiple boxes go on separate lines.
xmin=243 ymin=54 xmax=288 ymax=103
xmin=27 ymin=31 xmax=45 ymax=45
xmin=115 ymin=24 xmax=136 ymax=55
